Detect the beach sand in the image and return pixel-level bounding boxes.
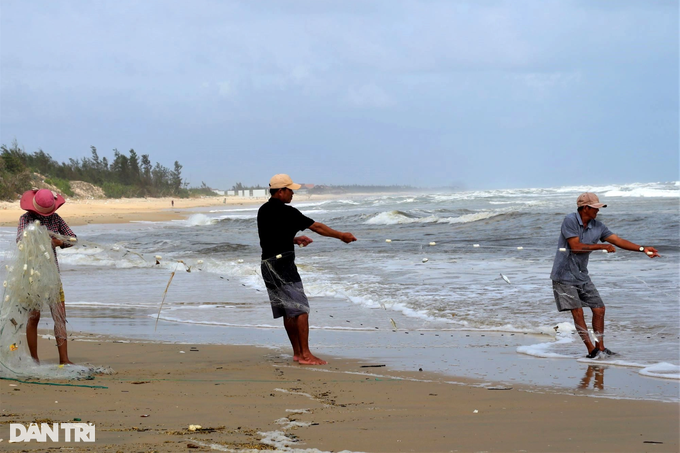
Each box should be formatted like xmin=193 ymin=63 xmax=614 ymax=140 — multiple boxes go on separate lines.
xmin=1 ymin=197 xmax=679 ymax=451
xmin=1 ymin=336 xmax=678 ymax=452
xmin=0 ymin=196 xmax=261 ymax=227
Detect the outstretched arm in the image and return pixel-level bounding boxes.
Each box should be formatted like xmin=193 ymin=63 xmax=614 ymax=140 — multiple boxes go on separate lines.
xmin=309 ymin=222 xmax=357 ymax=244
xmin=605 ymin=234 xmax=660 ymax=258
xmin=566 ymin=237 xmax=616 ymax=254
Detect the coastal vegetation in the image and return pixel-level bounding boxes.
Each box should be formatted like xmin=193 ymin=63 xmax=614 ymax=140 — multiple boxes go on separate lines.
xmin=0 ymin=140 xmax=199 ymax=200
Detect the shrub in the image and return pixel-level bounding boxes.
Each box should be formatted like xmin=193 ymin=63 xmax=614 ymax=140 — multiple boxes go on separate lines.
xmin=102 ymin=182 xmax=138 ymax=198
xmin=44 ymin=178 xmax=74 ymax=197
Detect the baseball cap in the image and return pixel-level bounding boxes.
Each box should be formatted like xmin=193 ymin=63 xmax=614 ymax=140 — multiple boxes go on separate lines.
xmin=577 ymin=192 xmax=607 ymax=209
xmin=269 ymin=174 xmax=302 ymax=190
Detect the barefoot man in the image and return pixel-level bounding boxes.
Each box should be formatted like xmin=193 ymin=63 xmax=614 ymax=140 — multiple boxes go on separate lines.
xmin=258 ymin=174 xmax=356 ymax=365
xmin=550 ymin=192 xmax=660 ymax=358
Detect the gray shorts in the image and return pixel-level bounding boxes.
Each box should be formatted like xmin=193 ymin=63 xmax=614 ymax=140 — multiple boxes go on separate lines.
xmin=552 ymin=280 xmax=605 ymax=312
xmin=265 ymin=282 xmax=310 ymax=319
xmin=261 ymin=255 xmax=310 ymax=319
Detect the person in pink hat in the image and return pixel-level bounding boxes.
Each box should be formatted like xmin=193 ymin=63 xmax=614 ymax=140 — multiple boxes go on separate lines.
xmin=17 ymin=189 xmax=77 ymax=365
xmin=550 ymin=192 xmax=660 ymax=359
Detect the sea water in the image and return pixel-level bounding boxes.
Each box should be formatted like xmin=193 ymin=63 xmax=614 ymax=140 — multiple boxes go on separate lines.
xmin=2 ymin=181 xmax=678 ymax=399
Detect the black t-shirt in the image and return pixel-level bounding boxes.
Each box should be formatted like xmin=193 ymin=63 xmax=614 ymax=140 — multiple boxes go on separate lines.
xmin=257 ymin=198 xmax=314 ymax=259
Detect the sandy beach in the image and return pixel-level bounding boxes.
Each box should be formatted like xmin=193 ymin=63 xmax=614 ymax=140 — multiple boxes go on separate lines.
xmin=1 ymin=336 xmax=678 ymax=452
xmin=0 ymin=196 xmax=262 ymax=227
xmin=1 ymin=196 xmax=678 ymax=452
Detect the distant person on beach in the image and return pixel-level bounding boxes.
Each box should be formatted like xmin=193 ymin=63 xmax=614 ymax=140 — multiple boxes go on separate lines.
xmin=171 ymin=199 xmax=174 ymax=207
xmin=17 ymin=189 xmax=77 ymax=365
xmin=258 ymin=174 xmax=356 ymax=365
xmin=550 ymin=192 xmax=659 ymax=358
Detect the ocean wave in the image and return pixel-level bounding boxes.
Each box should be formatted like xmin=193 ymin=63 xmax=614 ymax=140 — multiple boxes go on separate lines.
xmin=365 ymin=209 xmax=503 ymax=225
xmin=216 ymin=214 xmax=257 ymax=221
xmin=425 ymin=181 xmax=679 ymax=203
xmin=365 ymin=210 xmax=430 ymax=225
xmin=604 ymin=188 xmax=679 ymax=198
xmin=184 ymin=214 xmax=218 ymax=226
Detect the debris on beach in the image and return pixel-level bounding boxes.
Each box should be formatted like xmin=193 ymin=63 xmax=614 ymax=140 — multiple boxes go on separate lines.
xmin=154 ymin=261 xmax=182 ymax=330
xmin=500 ymin=273 xmax=511 ymax=284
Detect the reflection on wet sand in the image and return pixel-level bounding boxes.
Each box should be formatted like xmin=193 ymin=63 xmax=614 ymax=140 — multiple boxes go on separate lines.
xmin=579 ymin=365 xmax=605 ymax=390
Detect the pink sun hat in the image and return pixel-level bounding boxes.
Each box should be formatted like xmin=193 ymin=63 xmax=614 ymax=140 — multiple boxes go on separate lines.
xmin=20 ymin=189 xmax=66 ymax=216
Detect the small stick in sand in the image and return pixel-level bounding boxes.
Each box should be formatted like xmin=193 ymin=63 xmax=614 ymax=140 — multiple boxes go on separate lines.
xmin=155 ymin=261 xmax=183 ymax=331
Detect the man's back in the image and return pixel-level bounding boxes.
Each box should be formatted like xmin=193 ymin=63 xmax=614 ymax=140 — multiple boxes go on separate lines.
xmin=257 ymin=198 xmax=314 ymax=259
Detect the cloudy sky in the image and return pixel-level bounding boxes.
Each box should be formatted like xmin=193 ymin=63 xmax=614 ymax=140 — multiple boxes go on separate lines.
xmin=1 ymin=1 xmax=677 ymax=190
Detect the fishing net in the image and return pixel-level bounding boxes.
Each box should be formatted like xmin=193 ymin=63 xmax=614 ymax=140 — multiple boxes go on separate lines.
xmin=0 ymin=221 xmax=110 ymax=380
xmin=260 ymin=251 xmax=311 ymax=317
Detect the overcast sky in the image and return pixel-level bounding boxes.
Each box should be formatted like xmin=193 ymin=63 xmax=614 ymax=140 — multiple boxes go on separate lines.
xmin=1 ymin=1 xmax=677 ymax=190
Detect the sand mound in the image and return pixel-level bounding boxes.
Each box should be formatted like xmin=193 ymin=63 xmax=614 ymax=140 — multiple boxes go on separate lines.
xmin=69 ymin=180 xmax=106 ymax=199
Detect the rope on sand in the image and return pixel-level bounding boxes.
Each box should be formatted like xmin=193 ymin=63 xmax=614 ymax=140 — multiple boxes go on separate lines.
xmin=0 ymin=376 xmax=108 ymax=389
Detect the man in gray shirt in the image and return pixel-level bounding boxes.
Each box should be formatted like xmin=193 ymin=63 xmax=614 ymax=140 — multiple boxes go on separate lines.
xmin=550 ymin=192 xmax=660 ymax=358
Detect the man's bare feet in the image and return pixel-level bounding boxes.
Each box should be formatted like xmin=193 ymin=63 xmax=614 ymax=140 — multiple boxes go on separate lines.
xmin=293 ymin=355 xmax=300 ymax=362
xmin=60 ymin=360 xmax=75 ymax=365
xmin=298 ymin=354 xmax=327 ymax=365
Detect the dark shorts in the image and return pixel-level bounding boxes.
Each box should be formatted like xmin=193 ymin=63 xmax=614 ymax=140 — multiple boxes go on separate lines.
xmin=552 ymin=280 xmax=605 ymax=312
xmin=261 ymin=252 xmax=310 ymax=319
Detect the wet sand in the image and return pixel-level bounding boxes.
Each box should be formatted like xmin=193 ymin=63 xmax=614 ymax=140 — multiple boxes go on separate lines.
xmin=1 ymin=336 xmax=678 ymax=452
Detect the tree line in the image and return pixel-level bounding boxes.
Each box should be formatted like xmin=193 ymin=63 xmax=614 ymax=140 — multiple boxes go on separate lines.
xmin=0 ymin=140 xmax=195 ymax=200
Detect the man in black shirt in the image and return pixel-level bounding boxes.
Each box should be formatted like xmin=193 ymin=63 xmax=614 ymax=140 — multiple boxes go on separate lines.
xmin=258 ymin=174 xmax=356 ymax=365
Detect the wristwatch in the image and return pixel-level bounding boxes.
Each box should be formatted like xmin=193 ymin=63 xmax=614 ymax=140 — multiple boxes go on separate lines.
xmin=639 ymin=246 xmax=645 ymax=252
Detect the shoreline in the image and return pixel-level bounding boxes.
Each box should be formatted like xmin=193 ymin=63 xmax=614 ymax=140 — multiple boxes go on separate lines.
xmin=0 ymin=196 xmax=263 ymax=227
xmin=1 ymin=334 xmax=678 ymax=452
xmin=0 ymin=191 xmax=401 ymax=227
xmin=64 ymin=312 xmax=680 ymax=404
xmin=2 ymin=197 xmax=677 ymax=404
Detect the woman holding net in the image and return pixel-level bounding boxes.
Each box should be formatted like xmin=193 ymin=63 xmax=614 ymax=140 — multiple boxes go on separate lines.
xmin=15 ymin=189 xmax=77 ymax=365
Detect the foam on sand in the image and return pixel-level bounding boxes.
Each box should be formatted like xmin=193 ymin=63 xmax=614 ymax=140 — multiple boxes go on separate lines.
xmin=639 ymin=362 xmax=680 ymax=380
